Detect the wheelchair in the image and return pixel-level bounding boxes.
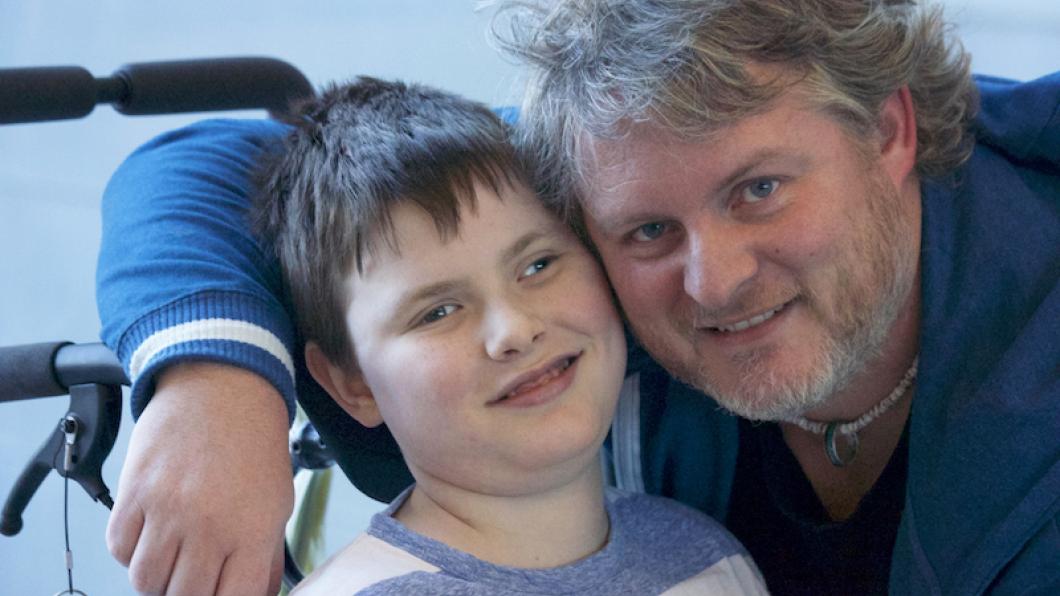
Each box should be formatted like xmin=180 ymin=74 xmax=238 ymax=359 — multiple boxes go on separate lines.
xmin=0 ymin=57 xmax=341 ymax=591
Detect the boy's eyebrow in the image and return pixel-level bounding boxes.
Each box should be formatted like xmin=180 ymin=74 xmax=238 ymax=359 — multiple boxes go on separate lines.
xmin=500 ymin=230 xmax=548 ymax=266
xmin=394 ymin=280 xmax=466 ymax=315
xmin=390 ymin=229 xmax=556 ymax=321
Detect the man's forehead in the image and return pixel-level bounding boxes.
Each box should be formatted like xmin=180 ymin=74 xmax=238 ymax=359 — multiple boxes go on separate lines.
xmin=576 ymin=124 xmax=729 ymax=219
xmin=577 ymin=89 xmax=827 ymax=210
xmin=580 ymin=127 xmax=695 ymax=187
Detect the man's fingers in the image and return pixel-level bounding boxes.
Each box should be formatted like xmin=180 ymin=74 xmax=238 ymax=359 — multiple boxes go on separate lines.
xmin=165 ymin=536 xmax=225 ymax=596
xmin=106 ymin=499 xmax=145 ymax=567
xmin=214 ymin=543 xmax=276 ymax=596
xmin=126 ymin=524 xmax=179 ymax=595
xmin=109 ymin=363 xmax=294 ymax=595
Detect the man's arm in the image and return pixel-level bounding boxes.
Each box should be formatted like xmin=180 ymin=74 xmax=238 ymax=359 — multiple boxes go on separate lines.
xmin=97 ymin=118 xmax=296 ymax=594
xmin=108 ymin=363 xmax=291 ymax=594
xmin=97 ymin=118 xmax=297 ymax=421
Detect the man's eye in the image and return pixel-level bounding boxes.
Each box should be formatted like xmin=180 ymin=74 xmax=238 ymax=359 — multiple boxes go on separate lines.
xmin=520 ymin=256 xmax=554 ymax=279
xmin=741 ymin=178 xmax=780 ymax=203
xmin=421 ymin=304 xmax=458 ymax=325
xmin=631 ymin=222 xmax=668 ymax=242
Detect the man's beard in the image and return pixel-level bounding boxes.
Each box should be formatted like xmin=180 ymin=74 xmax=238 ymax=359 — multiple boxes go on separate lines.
xmin=638 ymin=165 xmax=918 ymax=421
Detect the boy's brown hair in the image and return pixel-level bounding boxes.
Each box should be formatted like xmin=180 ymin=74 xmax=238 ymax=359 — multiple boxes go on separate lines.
xmin=253 ymin=77 xmax=526 ymax=366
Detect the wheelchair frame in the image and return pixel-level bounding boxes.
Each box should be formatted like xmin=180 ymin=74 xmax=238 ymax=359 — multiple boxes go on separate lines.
xmin=0 ymin=57 xmax=329 ymax=590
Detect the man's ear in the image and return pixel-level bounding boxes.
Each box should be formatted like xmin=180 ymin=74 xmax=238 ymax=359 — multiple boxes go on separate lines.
xmin=305 ymin=341 xmax=383 ymax=428
xmin=875 ymin=85 xmax=918 ymax=189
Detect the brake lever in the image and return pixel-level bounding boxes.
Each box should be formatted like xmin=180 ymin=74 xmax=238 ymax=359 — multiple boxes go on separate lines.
xmin=1 ymin=383 xmax=122 ymax=536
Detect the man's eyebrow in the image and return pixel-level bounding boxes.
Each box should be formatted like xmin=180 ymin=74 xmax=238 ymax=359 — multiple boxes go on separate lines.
xmin=593 ymin=147 xmax=802 ymax=232
xmin=711 ymin=147 xmax=794 ymax=193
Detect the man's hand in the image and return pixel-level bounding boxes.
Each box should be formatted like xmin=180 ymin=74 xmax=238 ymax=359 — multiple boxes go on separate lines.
xmin=107 ymin=362 xmax=294 ymax=595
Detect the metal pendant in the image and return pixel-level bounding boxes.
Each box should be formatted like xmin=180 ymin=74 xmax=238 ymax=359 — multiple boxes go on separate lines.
xmin=824 ymin=422 xmax=859 ymax=467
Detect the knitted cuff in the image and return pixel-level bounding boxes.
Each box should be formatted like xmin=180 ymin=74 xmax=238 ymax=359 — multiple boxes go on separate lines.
xmin=114 ymin=290 xmax=297 ymax=423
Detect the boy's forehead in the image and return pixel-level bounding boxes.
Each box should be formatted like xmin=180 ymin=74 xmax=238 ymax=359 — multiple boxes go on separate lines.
xmin=356 ymin=185 xmax=548 ymax=276
xmin=354 ymin=202 xmax=448 ymax=278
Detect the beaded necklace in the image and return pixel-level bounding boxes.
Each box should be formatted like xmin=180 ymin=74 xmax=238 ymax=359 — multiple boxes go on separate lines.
xmin=784 ymin=356 xmax=919 ymax=467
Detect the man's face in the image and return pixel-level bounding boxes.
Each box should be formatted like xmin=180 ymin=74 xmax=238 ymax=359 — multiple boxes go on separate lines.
xmin=343 ymin=182 xmax=627 ymax=496
xmin=581 ymin=89 xmax=919 ymax=421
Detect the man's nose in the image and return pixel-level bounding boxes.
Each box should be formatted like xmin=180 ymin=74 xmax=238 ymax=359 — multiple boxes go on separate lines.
xmin=682 ymin=220 xmax=758 ymax=311
xmin=483 ymin=299 xmax=545 ymax=361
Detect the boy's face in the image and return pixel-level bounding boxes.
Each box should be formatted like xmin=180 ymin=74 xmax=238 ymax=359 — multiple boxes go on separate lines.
xmin=338 ymin=182 xmax=626 ymax=496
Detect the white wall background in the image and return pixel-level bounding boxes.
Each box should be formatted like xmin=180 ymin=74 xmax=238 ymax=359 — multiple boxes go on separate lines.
xmin=0 ymin=1 xmax=1056 ymax=593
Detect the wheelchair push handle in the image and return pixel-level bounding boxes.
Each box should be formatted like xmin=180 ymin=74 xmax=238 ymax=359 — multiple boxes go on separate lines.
xmin=114 ymin=57 xmax=313 ymax=117
xmin=0 ymin=56 xmax=314 ymax=124
xmin=0 ymin=342 xmax=127 ymax=403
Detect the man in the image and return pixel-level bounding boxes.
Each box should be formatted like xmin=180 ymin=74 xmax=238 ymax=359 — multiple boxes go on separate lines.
xmin=495 ymin=1 xmax=1058 ymax=592
xmin=97 ymin=1 xmax=1058 ymax=594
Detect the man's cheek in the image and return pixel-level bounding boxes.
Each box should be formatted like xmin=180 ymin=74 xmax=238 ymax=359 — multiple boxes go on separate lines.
xmin=613 ymin=263 xmax=671 ymax=312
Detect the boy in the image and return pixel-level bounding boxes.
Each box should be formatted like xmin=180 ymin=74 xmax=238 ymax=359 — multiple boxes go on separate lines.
xmin=254 ymin=77 xmax=766 ymax=594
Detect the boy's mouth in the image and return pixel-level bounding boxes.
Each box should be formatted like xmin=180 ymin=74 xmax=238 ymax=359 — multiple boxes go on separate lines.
xmin=491 ymin=353 xmax=581 ymax=405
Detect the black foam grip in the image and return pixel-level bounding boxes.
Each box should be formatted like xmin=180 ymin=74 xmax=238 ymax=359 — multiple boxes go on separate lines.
xmin=0 ymin=342 xmax=70 ymax=402
xmin=0 ymin=66 xmax=96 ymax=124
xmin=53 ymin=343 xmax=128 ymax=388
xmin=112 ymin=57 xmax=313 ymax=116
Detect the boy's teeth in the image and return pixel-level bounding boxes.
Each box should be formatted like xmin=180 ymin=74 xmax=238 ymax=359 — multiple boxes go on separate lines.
xmin=717 ymin=306 xmax=781 ymax=333
xmin=505 ymin=358 xmax=571 ymax=398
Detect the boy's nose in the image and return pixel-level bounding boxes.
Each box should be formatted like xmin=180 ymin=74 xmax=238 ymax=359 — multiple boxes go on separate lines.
xmin=483 ymin=301 xmax=545 ymax=361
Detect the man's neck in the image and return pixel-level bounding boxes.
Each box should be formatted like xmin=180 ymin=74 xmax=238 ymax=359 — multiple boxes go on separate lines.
xmin=394 ymin=464 xmax=610 ymax=569
xmin=781 ymin=272 xmax=922 ymax=520
xmin=806 ymin=288 xmax=921 ymax=424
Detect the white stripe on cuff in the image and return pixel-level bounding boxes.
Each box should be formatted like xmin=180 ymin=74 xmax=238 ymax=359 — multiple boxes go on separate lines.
xmin=128 ymin=318 xmax=295 ymax=383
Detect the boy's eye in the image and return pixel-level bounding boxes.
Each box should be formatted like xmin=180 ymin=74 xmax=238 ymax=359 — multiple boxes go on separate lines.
xmin=631 ymin=222 xmax=668 ymax=242
xmin=741 ymin=178 xmax=780 ymax=204
xmin=421 ymin=304 xmax=459 ymax=325
xmin=520 ymin=256 xmax=554 ymax=279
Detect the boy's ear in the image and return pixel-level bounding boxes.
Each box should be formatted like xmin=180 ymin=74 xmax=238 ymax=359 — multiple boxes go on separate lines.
xmin=304 ymin=341 xmax=384 ymax=428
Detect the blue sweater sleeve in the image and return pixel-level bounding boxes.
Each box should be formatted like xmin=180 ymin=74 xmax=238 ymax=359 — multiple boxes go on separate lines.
xmin=96 ymin=118 xmax=297 ymax=422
